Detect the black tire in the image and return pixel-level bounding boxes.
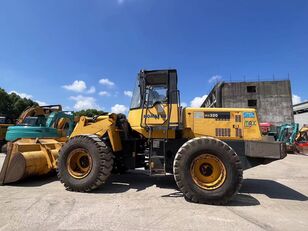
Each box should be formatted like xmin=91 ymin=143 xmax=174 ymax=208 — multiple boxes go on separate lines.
xmin=57 ymin=135 xmax=114 ymax=192
xmin=1 ymin=144 xmax=7 ymax=154
xmin=173 ymin=137 xmax=243 ymax=205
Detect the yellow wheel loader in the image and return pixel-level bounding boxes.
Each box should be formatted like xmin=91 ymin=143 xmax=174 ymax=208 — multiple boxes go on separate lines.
xmin=1 ymin=69 xmax=286 ymax=204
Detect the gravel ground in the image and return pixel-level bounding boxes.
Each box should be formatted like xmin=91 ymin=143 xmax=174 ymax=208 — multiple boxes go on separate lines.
xmin=0 ymin=153 xmax=307 ymax=231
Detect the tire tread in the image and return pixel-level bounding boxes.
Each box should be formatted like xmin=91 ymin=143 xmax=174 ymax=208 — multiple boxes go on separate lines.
xmin=57 ymin=135 xmax=114 ymax=192
xmin=173 ymin=136 xmax=243 ymax=205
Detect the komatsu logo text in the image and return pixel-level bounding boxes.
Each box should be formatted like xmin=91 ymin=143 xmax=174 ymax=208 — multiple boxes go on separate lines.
xmin=144 ymin=114 xmax=167 ymax=119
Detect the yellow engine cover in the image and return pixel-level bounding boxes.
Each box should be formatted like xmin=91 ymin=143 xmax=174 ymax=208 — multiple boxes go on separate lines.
xmin=182 ymin=108 xmax=262 ymax=141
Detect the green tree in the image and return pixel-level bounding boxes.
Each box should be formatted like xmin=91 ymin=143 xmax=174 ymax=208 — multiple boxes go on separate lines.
xmin=0 ymin=88 xmax=38 ymax=121
xmin=75 ymin=109 xmax=106 ymax=117
xmin=0 ymin=88 xmax=12 ymax=116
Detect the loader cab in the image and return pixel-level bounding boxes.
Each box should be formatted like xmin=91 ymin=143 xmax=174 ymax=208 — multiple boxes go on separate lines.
xmin=128 ymin=69 xmax=180 ymax=137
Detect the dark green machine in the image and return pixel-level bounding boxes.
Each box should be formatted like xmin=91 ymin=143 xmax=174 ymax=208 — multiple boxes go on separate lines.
xmin=276 ymin=123 xmax=299 ymax=152
xmin=4 ymin=111 xmax=75 ymax=147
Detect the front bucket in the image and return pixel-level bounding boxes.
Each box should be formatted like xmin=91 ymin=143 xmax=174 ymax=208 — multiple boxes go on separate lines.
xmin=0 ymin=151 xmax=28 ymax=184
xmin=0 ymin=139 xmax=63 ymax=184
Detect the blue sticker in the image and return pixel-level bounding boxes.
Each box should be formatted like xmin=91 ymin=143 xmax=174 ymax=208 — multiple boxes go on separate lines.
xmin=243 ymin=112 xmax=255 ymax=118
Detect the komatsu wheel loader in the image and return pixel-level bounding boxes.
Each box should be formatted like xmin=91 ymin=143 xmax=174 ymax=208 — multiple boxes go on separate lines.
xmin=0 ymin=69 xmax=286 ymax=204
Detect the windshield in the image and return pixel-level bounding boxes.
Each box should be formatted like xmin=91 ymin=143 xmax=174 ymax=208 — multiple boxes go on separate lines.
xmin=130 ymin=76 xmax=169 ymax=109
xmin=22 ymin=117 xmax=39 ymax=126
xmin=130 ymin=79 xmax=141 ymax=109
xmin=146 ymin=85 xmax=167 ymax=107
xmin=21 ymin=116 xmax=46 ymax=126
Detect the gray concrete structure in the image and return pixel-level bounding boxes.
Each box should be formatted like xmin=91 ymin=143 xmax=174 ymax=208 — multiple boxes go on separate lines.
xmin=293 ymin=101 xmax=308 ymax=128
xmin=202 ymin=80 xmax=294 ymax=126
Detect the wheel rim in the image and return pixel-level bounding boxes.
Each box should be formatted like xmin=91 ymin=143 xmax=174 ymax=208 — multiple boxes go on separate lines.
xmin=190 ymin=154 xmax=226 ymax=190
xmin=67 ymin=148 xmax=92 ymax=179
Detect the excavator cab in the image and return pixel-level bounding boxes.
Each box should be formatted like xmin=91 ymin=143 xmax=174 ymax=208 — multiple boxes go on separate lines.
xmin=128 ymin=69 xmax=180 ymax=138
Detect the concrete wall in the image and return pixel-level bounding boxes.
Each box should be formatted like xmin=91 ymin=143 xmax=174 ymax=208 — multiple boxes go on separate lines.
xmin=294 ymin=113 xmax=308 ymax=128
xmin=221 ymin=80 xmax=294 ymax=126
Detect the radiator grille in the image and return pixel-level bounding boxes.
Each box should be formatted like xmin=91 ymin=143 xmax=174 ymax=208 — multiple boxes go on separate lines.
xmin=215 ymin=128 xmax=231 ymax=137
xmin=235 ymin=115 xmax=242 ymax=122
xmin=235 ymin=128 xmax=242 ymax=137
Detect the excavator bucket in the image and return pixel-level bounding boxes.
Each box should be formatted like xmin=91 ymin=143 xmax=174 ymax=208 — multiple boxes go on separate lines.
xmin=0 ymin=138 xmax=64 ymax=184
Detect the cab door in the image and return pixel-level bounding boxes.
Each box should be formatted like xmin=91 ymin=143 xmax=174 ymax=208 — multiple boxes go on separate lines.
xmin=141 ymin=85 xmax=179 ymax=127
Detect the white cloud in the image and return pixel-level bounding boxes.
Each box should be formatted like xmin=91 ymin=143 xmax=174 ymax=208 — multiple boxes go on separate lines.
xmin=10 ymin=90 xmax=48 ymax=106
xmin=111 ymin=104 xmax=128 ymax=114
xmin=9 ymin=90 xmax=32 ymax=99
xmin=70 ymin=95 xmax=101 ymax=110
xmin=99 ymin=78 xmax=115 ymax=87
xmin=190 ymin=95 xmax=208 ymax=107
xmin=124 ymin=90 xmax=133 ymax=97
xmin=63 ymin=106 xmax=71 ymax=111
xmin=99 ymin=91 xmax=110 ymax=97
xmin=292 ymin=94 xmax=302 ymax=105
xmin=62 ymin=80 xmax=87 ymax=92
xmin=181 ymin=102 xmax=187 ymax=107
xmin=208 ymin=75 xmax=222 ymax=84
xmin=87 ymin=86 xmax=96 ymax=94
xmin=35 ymin=100 xmax=48 ymax=106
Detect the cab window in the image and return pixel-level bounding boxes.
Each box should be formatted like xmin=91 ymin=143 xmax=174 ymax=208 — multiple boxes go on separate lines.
xmin=146 ymin=85 xmax=167 ymax=107
xmin=130 ymin=81 xmax=141 ymax=109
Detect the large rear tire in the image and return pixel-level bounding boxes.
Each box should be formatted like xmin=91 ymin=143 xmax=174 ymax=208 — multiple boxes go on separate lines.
xmin=173 ymin=137 xmax=243 ymax=205
xmin=57 ymin=135 xmax=114 ymax=192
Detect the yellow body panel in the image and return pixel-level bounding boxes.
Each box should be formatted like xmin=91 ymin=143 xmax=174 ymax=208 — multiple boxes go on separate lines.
xmin=296 ymin=126 xmax=308 ymax=141
xmin=183 ymin=108 xmax=261 ymax=141
xmin=127 ymin=103 xmax=179 ymax=139
xmin=70 ymin=115 xmax=122 ymax=152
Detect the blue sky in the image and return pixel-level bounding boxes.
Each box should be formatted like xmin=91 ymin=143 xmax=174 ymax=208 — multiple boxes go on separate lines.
xmin=0 ymin=0 xmax=307 ymax=113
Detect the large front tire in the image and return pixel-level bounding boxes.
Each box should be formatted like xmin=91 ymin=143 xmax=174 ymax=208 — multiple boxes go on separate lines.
xmin=173 ymin=137 xmax=243 ymax=205
xmin=57 ymin=135 xmax=114 ymax=192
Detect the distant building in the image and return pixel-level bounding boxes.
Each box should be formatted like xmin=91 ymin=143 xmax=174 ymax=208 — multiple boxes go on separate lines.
xmin=202 ymin=80 xmax=294 ymax=126
xmin=293 ymin=101 xmax=308 ymax=128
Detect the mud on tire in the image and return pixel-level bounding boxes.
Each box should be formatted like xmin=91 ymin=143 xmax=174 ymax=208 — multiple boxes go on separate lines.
xmin=57 ymin=135 xmax=114 ymax=192
xmin=173 ymin=137 xmax=243 ymax=205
